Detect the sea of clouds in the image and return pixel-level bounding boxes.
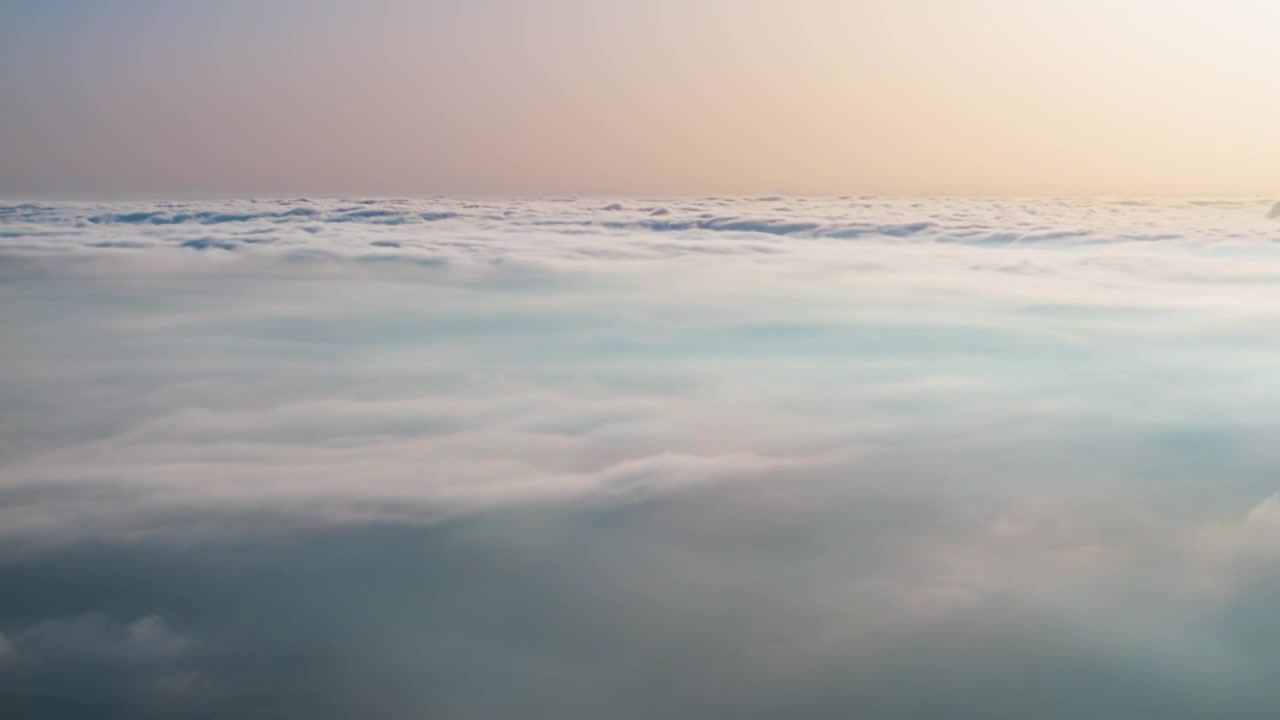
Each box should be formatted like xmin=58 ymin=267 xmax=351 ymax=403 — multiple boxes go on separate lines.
xmin=2 ymin=196 xmax=1280 ymax=718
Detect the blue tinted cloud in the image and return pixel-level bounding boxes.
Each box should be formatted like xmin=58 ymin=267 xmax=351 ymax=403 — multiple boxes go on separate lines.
xmin=3 ymin=197 xmax=1280 ymax=718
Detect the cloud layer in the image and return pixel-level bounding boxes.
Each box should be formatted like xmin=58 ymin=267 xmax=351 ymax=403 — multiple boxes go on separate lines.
xmin=2 ymin=196 xmax=1278 ymax=261
xmin=3 ymin=197 xmax=1280 ymax=718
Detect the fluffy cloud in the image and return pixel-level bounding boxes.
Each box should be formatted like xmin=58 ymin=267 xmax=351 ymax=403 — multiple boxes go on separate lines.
xmin=4 ymin=197 xmax=1280 ymax=717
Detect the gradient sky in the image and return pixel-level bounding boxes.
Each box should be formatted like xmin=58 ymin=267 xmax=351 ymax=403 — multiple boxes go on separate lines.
xmin=2 ymin=0 xmax=1278 ymax=197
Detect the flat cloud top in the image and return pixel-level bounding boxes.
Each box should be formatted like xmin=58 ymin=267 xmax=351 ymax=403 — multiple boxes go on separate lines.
xmin=4 ymin=197 xmax=1280 ymax=718
xmin=1 ymin=196 xmax=1276 ymax=266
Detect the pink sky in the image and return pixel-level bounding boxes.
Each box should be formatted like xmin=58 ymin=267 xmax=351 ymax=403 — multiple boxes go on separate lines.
xmin=2 ymin=0 xmax=1278 ymax=197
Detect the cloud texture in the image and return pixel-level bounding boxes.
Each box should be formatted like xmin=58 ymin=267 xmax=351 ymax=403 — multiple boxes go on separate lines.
xmin=2 ymin=197 xmax=1280 ymax=718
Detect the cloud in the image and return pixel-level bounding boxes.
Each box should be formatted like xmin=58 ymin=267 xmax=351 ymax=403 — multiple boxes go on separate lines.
xmin=4 ymin=196 xmax=1280 ymax=549
xmin=0 ymin=492 xmax=1269 ymax=719
xmin=5 ymin=197 xmax=1280 ymax=717
xmin=1198 ymin=493 xmax=1280 ymax=580
xmin=126 ymin=616 xmax=192 ymax=658
xmin=0 ymin=632 xmax=13 ymax=668
xmin=0 ymin=613 xmax=201 ymax=716
xmin=1268 ymin=200 xmax=1280 ymax=219
xmin=1 ymin=197 xmax=1276 ymax=270
xmin=8 ymin=613 xmax=192 ymax=665
xmin=1247 ymin=493 xmax=1280 ymax=528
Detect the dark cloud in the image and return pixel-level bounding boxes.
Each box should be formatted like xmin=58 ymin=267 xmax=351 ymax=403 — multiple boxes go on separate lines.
xmin=0 ymin=487 xmax=1278 ymax=719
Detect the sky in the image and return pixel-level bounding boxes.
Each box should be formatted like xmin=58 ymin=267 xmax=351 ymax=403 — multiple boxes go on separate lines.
xmin=1 ymin=0 xmax=1278 ymax=197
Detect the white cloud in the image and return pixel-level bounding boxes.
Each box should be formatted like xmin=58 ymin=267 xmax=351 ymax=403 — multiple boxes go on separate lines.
xmin=8 ymin=196 xmax=1280 ymax=720
xmin=0 ymin=197 xmax=1275 ymax=275
xmin=5 ymin=196 xmax=1280 ymax=550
